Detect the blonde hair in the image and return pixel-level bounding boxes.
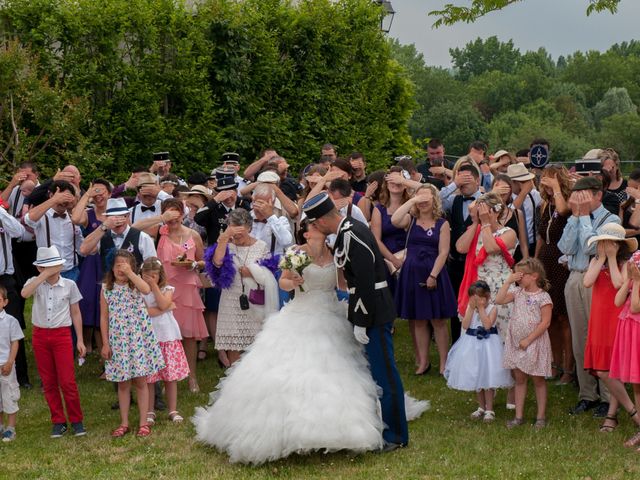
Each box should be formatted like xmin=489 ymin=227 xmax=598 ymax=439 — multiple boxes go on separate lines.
xmin=600 ymin=148 xmax=621 ymax=181
xmin=410 ymin=184 xmax=443 ymax=220
xmin=476 ymin=192 xmax=507 ymax=224
xmin=452 ymin=155 xmax=481 ymax=178
xmin=140 ymin=257 xmax=167 ymax=288
xmin=540 ymin=165 xmax=572 ymax=209
xmin=515 ymin=258 xmax=551 ymax=291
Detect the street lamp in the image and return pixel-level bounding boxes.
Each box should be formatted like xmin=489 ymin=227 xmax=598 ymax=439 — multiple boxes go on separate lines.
xmin=376 ymin=0 xmax=395 ymax=33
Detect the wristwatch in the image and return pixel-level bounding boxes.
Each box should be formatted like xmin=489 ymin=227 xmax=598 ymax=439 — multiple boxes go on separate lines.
xmin=100 ymin=224 xmax=108 ymax=232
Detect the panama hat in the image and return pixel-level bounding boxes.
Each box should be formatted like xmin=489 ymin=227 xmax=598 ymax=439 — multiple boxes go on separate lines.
xmin=33 ymin=246 xmax=65 ymax=267
xmin=506 ymin=162 xmax=535 ymax=182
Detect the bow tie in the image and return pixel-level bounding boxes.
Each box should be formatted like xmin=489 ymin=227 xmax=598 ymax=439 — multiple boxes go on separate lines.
xmin=254 ymin=219 xmax=267 ymax=224
xmin=141 ymin=205 xmax=156 ymax=213
xmin=112 ymin=232 xmax=125 ymax=240
xmin=462 ymin=196 xmax=475 ymax=202
xmin=52 ymin=212 xmax=67 ymax=219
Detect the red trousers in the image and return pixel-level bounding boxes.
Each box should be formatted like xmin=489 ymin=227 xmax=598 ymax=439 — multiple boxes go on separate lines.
xmin=32 ymin=326 xmax=83 ymax=424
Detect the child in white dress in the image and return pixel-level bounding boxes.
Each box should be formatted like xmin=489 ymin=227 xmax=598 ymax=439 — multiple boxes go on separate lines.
xmin=444 ymin=281 xmax=514 ymax=422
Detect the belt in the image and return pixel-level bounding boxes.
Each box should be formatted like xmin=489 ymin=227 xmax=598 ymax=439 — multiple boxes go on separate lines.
xmin=348 ymin=281 xmax=388 ymax=294
xmin=465 ymin=326 xmax=498 ymax=340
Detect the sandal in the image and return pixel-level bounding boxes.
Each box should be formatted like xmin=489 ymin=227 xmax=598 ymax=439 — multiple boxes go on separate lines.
xmin=136 ymin=424 xmax=152 ymax=437
xmin=534 ymin=418 xmax=547 ymax=430
xmin=506 ymin=417 xmax=524 ymax=429
xmin=483 ymin=410 xmax=495 ymax=423
xmin=146 ymin=411 xmax=156 ymax=425
xmin=111 ymin=425 xmax=130 ymax=438
xmin=470 ymin=407 xmax=485 ymax=420
xmin=599 ymin=415 xmax=618 ymax=433
xmin=169 ymin=411 xmax=184 ymax=423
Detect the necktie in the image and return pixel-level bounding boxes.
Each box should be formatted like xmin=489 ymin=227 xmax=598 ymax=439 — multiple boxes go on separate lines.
xmin=141 ymin=205 xmax=156 ymax=213
xmin=53 ymin=212 xmax=67 ymax=219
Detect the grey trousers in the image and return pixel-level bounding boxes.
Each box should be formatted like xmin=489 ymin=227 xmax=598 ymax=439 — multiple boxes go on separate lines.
xmin=564 ymin=270 xmax=609 ymax=403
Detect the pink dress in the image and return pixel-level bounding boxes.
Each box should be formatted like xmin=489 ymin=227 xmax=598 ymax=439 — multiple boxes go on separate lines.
xmin=503 ymin=287 xmax=553 ymax=377
xmin=157 ymin=226 xmax=208 ymax=340
xmin=609 ymin=295 xmax=640 ymax=383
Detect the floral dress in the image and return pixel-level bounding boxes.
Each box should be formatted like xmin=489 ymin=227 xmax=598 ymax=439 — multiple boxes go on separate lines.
xmin=103 ymin=283 xmax=165 ymax=382
xmin=476 ymin=226 xmax=517 ymax=340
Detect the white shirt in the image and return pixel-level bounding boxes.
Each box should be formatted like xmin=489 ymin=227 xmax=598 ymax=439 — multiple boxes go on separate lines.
xmin=24 ymin=209 xmax=84 ymax=272
xmin=7 ymin=185 xmax=37 ymax=242
xmin=97 ymin=226 xmax=157 ymax=260
xmin=512 ymin=189 xmax=542 ymax=244
xmin=0 ymin=310 xmax=24 ymax=363
xmin=129 ymin=199 xmax=162 ymax=224
xmin=143 ymin=286 xmax=182 ymax=342
xmin=0 ymin=207 xmax=25 ymax=275
xmin=250 ymin=214 xmax=293 ymax=255
xmin=26 ymin=276 xmax=82 ymax=328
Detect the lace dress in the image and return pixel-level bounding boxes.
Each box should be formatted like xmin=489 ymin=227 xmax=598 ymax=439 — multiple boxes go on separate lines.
xmin=476 ymin=226 xmax=516 ymax=340
xmin=215 ymin=240 xmax=270 ymax=351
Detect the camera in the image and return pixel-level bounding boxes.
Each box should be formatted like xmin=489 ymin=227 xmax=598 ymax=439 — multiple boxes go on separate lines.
xmin=239 ymin=293 xmax=250 ymax=310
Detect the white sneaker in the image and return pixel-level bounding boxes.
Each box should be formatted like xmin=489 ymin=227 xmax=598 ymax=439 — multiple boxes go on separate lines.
xmin=506 ymin=403 xmax=516 ymax=410
xmin=470 ymin=407 xmax=485 ymax=419
xmin=483 ymin=410 xmax=496 ymax=422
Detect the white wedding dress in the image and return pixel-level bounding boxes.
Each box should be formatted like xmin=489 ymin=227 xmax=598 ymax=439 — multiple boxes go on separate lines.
xmin=193 ymin=263 xmax=428 ymax=464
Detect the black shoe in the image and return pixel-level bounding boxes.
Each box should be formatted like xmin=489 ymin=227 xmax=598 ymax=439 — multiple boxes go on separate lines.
xmin=415 ymin=363 xmax=432 ymax=376
xmin=379 ymin=442 xmax=404 ymax=453
xmin=592 ymin=402 xmax=610 ymax=418
xmin=51 ymin=423 xmax=68 ymax=438
xmin=110 ymin=400 xmax=120 ymax=410
xmin=19 ymin=382 xmax=33 ymax=390
xmin=569 ymin=399 xmax=599 ymax=415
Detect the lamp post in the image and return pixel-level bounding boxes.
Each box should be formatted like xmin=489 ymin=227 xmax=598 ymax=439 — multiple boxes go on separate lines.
xmin=376 ymin=0 xmax=395 ymax=33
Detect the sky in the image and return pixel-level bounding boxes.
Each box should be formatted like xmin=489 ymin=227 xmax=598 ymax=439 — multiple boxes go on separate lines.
xmin=389 ymin=0 xmax=640 ymax=67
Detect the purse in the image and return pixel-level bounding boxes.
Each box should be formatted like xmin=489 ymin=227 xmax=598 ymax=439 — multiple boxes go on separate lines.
xmin=248 ymin=287 xmax=265 ymax=305
xmin=384 ymin=217 xmax=414 ymax=277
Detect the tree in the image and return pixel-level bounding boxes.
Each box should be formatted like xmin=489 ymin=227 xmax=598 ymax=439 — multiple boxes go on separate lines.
xmin=592 ymin=87 xmax=637 ymax=128
xmin=599 ymin=112 xmax=640 ymax=160
xmin=450 ymin=37 xmax=520 ymax=81
xmin=429 ymin=0 xmax=621 ymax=28
xmin=420 ymin=101 xmax=489 ymax=155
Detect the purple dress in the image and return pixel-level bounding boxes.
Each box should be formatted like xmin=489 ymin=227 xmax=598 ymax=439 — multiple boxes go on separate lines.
xmin=396 ymin=218 xmax=457 ymax=320
xmin=377 ymin=204 xmax=406 ymax=295
xmin=78 ymin=209 xmax=103 ymax=328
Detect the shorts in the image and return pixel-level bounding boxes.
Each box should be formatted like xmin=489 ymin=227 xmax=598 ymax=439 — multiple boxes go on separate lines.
xmin=0 ymin=367 xmax=20 ymax=415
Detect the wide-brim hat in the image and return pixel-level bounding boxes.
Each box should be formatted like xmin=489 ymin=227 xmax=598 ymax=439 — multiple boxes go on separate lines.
xmin=105 ymin=198 xmax=130 ymax=216
xmin=33 ymin=246 xmax=65 ymax=267
xmin=492 ymin=149 xmax=511 ymax=161
xmin=180 ymin=185 xmax=213 ymax=200
xmin=587 ymin=223 xmax=638 ymax=251
xmin=302 ymin=192 xmax=335 ymax=222
xmin=506 ymin=162 xmax=535 ymax=182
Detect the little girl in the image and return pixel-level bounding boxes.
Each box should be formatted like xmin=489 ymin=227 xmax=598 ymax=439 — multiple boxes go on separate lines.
xmin=100 ymin=250 xmax=165 ymax=438
xmin=141 ymin=258 xmax=190 ymax=425
xmin=611 ymin=253 xmax=640 ymax=449
xmin=496 ymin=258 xmax=553 ymax=429
xmin=444 ymin=281 xmax=513 ymax=423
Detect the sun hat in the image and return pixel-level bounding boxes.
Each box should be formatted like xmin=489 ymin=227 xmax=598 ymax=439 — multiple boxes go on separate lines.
xmin=492 ymin=150 xmax=511 ymax=161
xmin=33 ymin=246 xmax=65 ymax=267
xmin=506 ymin=162 xmax=535 ymax=182
xmin=180 ymin=185 xmax=212 ymax=200
xmin=587 ymin=223 xmax=638 ymax=251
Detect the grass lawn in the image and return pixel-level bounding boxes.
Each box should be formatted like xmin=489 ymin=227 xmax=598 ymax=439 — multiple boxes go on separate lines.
xmin=3 ymin=319 xmax=640 ymax=480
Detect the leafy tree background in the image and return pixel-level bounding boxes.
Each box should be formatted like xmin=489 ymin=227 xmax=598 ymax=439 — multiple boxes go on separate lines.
xmin=0 ymin=0 xmax=414 ymax=182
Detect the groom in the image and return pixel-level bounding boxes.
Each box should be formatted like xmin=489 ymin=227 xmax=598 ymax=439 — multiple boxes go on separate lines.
xmin=303 ymin=192 xmax=408 ymax=451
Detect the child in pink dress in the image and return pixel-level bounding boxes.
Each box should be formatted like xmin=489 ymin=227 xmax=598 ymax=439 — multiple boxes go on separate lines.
xmin=496 ymin=258 xmax=553 ymax=429
xmin=611 ymin=252 xmax=640 ymax=449
xmin=141 ymin=258 xmax=190 ymax=426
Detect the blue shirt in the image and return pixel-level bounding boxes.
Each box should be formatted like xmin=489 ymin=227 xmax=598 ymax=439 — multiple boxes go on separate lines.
xmin=558 ymin=205 xmax=620 ymax=272
xmin=440 ymin=182 xmax=481 ymax=220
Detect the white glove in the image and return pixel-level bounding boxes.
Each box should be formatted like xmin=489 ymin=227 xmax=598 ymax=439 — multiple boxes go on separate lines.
xmin=353 ymin=326 xmax=369 ymax=345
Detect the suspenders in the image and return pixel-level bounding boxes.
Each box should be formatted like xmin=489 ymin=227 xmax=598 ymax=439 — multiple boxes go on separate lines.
xmin=0 ymin=218 xmax=8 ymax=271
xmin=44 ymin=213 xmax=77 ymax=267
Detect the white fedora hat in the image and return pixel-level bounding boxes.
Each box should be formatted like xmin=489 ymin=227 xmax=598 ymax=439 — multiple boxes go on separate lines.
xmin=105 ymin=198 xmax=129 ymax=216
xmin=33 ymin=246 xmax=65 ymax=267
xmin=506 ymin=162 xmax=535 ymax=182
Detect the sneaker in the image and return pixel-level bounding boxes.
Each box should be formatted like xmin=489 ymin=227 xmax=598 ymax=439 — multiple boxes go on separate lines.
xmin=483 ymin=410 xmax=496 ymax=423
xmin=2 ymin=428 xmax=16 ymax=442
xmin=51 ymin=423 xmax=68 ymax=438
xmin=569 ymin=399 xmax=598 ymax=415
xmin=71 ymin=422 xmax=87 ymax=437
xmin=470 ymin=407 xmax=485 ymax=419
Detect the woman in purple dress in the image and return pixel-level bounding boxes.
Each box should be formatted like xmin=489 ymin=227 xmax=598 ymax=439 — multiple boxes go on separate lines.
xmin=371 ymin=167 xmax=411 ymax=296
xmin=71 ymin=179 xmax=111 ymax=353
xmin=392 ymin=184 xmax=457 ymax=375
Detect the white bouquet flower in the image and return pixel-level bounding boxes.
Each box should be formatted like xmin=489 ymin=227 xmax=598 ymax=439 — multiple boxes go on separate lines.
xmin=278 ymin=247 xmax=312 ymax=291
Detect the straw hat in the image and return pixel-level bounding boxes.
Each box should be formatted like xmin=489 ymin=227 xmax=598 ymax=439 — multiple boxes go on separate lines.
xmin=33 ymin=246 xmax=65 ymax=267
xmin=587 ymin=223 xmax=638 ymax=251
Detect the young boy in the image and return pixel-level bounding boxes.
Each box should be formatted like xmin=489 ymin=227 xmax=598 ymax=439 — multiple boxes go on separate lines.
xmin=0 ymin=285 xmax=23 ymax=442
xmin=21 ymin=246 xmax=87 ymax=438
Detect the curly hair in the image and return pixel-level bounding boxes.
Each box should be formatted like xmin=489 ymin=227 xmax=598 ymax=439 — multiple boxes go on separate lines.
xmin=409 ymin=184 xmax=443 ymax=220
xmin=476 ymin=191 xmax=507 ymax=224
xmin=539 ymin=165 xmax=572 ymax=210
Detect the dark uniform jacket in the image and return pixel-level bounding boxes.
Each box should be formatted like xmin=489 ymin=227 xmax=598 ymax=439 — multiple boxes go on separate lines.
xmin=194 ymin=197 xmax=251 ymax=245
xmin=333 ymin=216 xmax=396 ymax=328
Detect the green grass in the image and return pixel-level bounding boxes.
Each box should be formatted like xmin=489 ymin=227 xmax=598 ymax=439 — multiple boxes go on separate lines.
xmin=3 ymin=320 xmax=640 ymax=480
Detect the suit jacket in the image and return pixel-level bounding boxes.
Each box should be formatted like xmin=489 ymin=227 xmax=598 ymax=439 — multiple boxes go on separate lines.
xmin=194 ymin=197 xmax=251 ymax=245
xmin=334 ymin=216 xmax=396 ymax=328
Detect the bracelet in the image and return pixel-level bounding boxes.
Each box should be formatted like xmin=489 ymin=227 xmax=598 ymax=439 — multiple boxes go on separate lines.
xmin=635 ymin=199 xmax=640 ymax=205
xmin=481 ymin=223 xmax=492 ymax=229
xmin=553 ymin=192 xmax=562 ymax=197
xmin=429 ymin=274 xmax=437 ymax=280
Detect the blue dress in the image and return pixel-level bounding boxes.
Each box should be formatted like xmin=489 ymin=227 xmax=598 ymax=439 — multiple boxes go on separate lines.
xmin=376 ymin=204 xmax=406 ymax=295
xmin=78 ymin=209 xmax=103 ymax=328
xmin=395 ymin=218 xmax=457 ymax=320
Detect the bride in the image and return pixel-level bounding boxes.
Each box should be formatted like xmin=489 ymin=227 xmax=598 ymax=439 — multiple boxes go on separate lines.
xmin=193 ymin=221 xmax=427 ymax=464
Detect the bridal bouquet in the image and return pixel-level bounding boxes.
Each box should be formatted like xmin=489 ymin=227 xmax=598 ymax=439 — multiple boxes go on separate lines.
xmin=279 ymin=247 xmax=312 ymax=291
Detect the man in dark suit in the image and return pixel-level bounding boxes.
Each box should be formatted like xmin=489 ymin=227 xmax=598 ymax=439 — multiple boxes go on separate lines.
xmin=304 ymin=192 xmax=408 ymax=452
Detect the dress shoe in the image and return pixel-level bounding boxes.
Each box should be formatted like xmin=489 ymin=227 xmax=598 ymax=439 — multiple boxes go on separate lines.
xmin=592 ymin=402 xmax=610 ymax=418
xmin=19 ymin=382 xmax=33 ymax=390
xmin=379 ymin=442 xmax=404 ymax=453
xmin=569 ymin=399 xmax=599 ymax=415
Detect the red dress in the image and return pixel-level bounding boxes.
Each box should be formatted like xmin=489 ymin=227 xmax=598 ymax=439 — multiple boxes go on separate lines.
xmin=584 ymin=267 xmax=622 ymax=372
xmin=610 ymin=295 xmax=640 ymax=383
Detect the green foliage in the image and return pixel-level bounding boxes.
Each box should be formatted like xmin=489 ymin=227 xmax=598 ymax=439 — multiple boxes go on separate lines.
xmin=0 ymin=0 xmax=414 ymax=180
xmin=429 ymin=0 xmax=621 ymax=28
xmin=592 ymin=87 xmax=637 ymax=127
xmin=450 ymin=36 xmax=520 ymax=81
xmin=599 ymin=112 xmax=640 ymax=160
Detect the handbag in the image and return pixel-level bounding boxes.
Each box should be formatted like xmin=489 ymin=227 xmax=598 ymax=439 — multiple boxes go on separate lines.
xmin=384 ymin=217 xmax=414 ymax=277
xmin=248 ymin=287 xmax=265 ymax=305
